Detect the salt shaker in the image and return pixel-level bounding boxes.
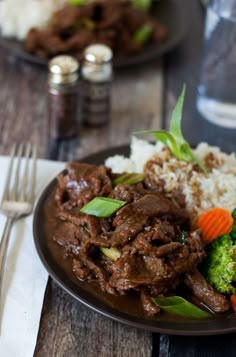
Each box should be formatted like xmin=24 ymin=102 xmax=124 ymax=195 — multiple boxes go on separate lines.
xmin=81 ymin=44 xmax=113 ymax=126
xmin=48 ymin=55 xmax=80 ymax=139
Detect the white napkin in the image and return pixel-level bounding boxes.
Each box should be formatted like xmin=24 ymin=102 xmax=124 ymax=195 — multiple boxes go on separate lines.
xmin=0 ymin=155 xmax=65 ymax=357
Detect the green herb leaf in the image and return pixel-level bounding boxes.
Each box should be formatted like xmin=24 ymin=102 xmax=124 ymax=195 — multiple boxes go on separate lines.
xmin=169 ymin=84 xmax=186 ymax=147
xmin=100 ymin=247 xmax=121 ymax=261
xmin=133 ymin=130 xmax=182 ymax=160
xmin=179 ymin=231 xmax=186 ymax=244
xmin=152 ymin=296 xmax=210 ymax=318
xmin=113 ymin=173 xmax=144 ymax=186
xmin=132 ymin=0 xmax=152 ymax=11
xmin=83 ymin=224 xmax=90 ymax=233
xmin=80 ymin=197 xmax=127 ymax=217
xmin=133 ymin=24 xmax=152 ymax=44
xmin=69 ymin=0 xmax=86 ymax=5
xmin=134 ymin=85 xmax=208 ymax=174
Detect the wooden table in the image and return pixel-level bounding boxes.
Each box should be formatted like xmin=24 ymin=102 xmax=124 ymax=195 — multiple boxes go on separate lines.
xmin=1 ymin=1 xmax=236 ymax=356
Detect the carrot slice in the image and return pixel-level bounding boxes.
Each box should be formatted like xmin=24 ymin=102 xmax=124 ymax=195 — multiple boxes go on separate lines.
xmin=198 ymin=207 xmax=233 ymax=243
xmin=230 ymin=294 xmax=236 ymax=312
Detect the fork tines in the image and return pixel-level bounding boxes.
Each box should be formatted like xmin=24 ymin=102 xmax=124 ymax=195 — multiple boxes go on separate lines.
xmin=2 ymin=143 xmax=37 ymax=204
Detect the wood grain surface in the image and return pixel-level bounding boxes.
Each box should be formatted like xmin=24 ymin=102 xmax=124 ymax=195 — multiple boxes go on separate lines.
xmin=0 ymin=47 xmax=162 ymax=357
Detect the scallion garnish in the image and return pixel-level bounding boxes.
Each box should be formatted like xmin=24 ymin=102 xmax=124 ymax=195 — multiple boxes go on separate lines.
xmin=80 ymin=197 xmax=127 ymax=217
xmin=132 ymin=0 xmax=152 ymax=11
xmin=179 ymin=231 xmax=186 ymax=244
xmin=135 ymin=85 xmax=208 ymax=174
xmin=100 ymin=247 xmax=121 ymax=261
xmin=113 ymin=173 xmax=144 ymax=186
xmin=133 ymin=24 xmax=152 ymax=44
xmin=152 ymin=296 xmax=210 ymax=318
xmin=83 ymin=224 xmax=90 ymax=233
xmin=69 ymin=0 xmax=86 ymax=5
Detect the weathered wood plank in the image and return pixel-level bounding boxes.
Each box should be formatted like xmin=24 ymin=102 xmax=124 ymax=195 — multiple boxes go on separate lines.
xmin=34 ymin=280 xmax=152 ymax=357
xmin=158 ymin=334 xmax=236 ymax=357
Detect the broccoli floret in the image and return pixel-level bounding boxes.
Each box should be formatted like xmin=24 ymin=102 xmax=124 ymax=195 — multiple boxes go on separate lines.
xmin=204 ymin=234 xmax=236 ymax=295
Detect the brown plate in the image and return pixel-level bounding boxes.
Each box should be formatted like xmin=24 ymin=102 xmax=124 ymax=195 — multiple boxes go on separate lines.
xmin=33 ymin=144 xmax=236 ymax=335
xmin=0 ymin=0 xmax=187 ymax=68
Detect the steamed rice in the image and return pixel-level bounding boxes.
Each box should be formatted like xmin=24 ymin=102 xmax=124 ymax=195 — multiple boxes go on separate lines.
xmin=0 ymin=0 xmax=66 ymax=40
xmin=105 ymin=137 xmax=236 ymax=224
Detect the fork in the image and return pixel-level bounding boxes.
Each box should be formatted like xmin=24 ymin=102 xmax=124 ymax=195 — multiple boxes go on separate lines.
xmin=0 ymin=143 xmax=37 ymax=319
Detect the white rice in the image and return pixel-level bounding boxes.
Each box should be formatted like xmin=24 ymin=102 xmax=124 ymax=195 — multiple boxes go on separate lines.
xmin=105 ymin=137 xmax=236 ymax=224
xmin=0 ymin=0 xmax=66 ymax=40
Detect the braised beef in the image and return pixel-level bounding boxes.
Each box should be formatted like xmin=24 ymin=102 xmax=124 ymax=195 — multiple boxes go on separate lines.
xmin=140 ymin=288 xmax=161 ymax=316
xmin=25 ymin=0 xmax=167 ymax=60
xmin=48 ymin=162 xmax=231 ymax=317
xmin=56 ymin=162 xmax=112 ymax=209
xmin=184 ymin=270 xmax=231 ymax=313
xmin=109 ymin=184 xmax=143 ymax=202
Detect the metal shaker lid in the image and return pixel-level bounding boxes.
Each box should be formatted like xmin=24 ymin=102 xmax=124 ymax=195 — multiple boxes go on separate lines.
xmin=84 ymin=44 xmax=113 ymax=64
xmin=49 ymin=55 xmax=79 ymax=84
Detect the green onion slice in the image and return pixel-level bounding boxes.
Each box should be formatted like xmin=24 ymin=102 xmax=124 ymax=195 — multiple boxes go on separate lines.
xmin=69 ymin=0 xmax=86 ymax=5
xmin=80 ymin=197 xmax=127 ymax=217
xmin=132 ymin=0 xmax=152 ymax=11
xmin=83 ymin=224 xmax=90 ymax=233
xmin=133 ymin=24 xmax=152 ymax=44
xmin=152 ymin=296 xmax=210 ymax=318
xmin=100 ymin=247 xmax=121 ymax=261
xmin=179 ymin=231 xmax=187 ymax=244
xmin=113 ymin=173 xmax=144 ymax=186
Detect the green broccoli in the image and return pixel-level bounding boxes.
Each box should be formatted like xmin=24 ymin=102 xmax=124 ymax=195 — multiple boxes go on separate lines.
xmin=204 ymin=234 xmax=236 ymax=295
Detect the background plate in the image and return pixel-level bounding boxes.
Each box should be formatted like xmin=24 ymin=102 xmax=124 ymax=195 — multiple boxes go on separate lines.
xmin=0 ymin=0 xmax=187 ymax=68
xmin=33 ymin=145 xmax=236 ymax=335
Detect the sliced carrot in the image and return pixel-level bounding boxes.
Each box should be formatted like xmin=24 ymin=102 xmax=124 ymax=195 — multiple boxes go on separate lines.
xmin=198 ymin=207 xmax=233 ymax=243
xmin=230 ymin=294 xmax=236 ymax=312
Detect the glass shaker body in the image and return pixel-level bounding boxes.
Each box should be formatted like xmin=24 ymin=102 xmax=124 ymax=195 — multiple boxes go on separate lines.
xmin=196 ymin=0 xmax=236 ymax=128
xmin=81 ymin=44 xmax=113 ymax=126
xmin=48 ymin=55 xmax=80 ymax=139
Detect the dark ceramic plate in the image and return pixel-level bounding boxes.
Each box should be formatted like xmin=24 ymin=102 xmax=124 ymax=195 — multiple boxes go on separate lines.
xmin=33 ymin=145 xmax=236 ymax=335
xmin=0 ymin=0 xmax=186 ymax=68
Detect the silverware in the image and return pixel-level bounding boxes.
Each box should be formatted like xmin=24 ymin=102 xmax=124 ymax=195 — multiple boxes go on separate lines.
xmin=0 ymin=143 xmax=37 ymax=327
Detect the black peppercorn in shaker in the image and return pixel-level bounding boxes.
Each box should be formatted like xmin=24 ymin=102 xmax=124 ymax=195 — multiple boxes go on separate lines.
xmin=48 ymin=55 xmax=80 ymax=139
xmin=81 ymin=44 xmax=113 ymax=126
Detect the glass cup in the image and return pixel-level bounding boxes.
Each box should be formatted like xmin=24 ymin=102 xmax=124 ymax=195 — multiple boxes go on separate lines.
xmin=196 ymin=0 xmax=236 ymax=128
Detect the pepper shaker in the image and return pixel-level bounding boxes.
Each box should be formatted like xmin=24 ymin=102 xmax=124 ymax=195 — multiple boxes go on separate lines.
xmin=81 ymin=44 xmax=113 ymax=126
xmin=48 ymin=55 xmax=80 ymax=139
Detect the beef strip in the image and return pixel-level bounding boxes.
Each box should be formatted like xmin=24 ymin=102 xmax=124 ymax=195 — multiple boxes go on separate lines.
xmin=184 ymin=270 xmax=231 ymax=313
xmin=132 ymin=221 xmax=174 ymax=254
xmin=114 ymin=194 xmax=189 ymax=226
xmin=53 ymin=221 xmax=80 ymax=255
xmin=109 ymin=253 xmax=175 ymax=291
xmin=106 ymin=215 xmax=148 ymax=247
xmin=55 ymin=163 xmax=112 ymax=209
xmin=56 ymin=210 xmax=101 ymax=238
xmin=140 ymin=288 xmax=160 ymax=316
xmin=77 ymin=240 xmax=115 ymax=294
xmin=109 ymin=184 xmax=143 ymax=202
xmin=73 ymin=258 xmax=92 ymax=281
